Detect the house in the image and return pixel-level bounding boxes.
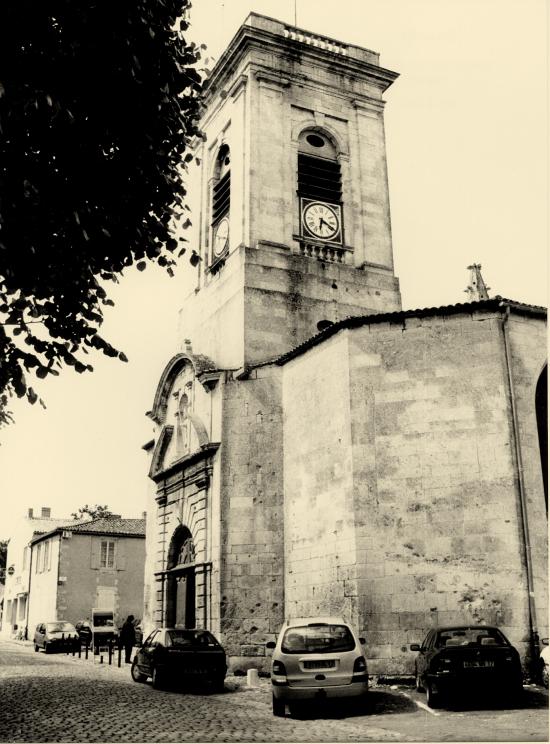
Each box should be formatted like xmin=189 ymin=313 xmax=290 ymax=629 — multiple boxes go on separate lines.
xmin=1 ymin=507 xmax=73 ymax=638
xmin=27 ymin=516 xmax=146 ymax=635
xmin=142 ymin=14 xmax=547 ymax=675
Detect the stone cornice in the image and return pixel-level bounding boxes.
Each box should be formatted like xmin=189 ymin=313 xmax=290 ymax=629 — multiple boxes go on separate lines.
xmin=152 ymin=442 xmax=220 ymax=489
xmin=203 ymin=22 xmax=398 ymax=110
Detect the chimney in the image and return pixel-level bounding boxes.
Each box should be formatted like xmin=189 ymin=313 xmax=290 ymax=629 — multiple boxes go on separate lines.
xmin=28 ymin=508 xmax=34 ymax=519
xmin=41 ymin=507 xmax=51 ymax=518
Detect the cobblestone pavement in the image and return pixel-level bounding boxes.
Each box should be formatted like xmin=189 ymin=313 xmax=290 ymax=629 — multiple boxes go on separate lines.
xmin=0 ymin=640 xmax=547 ymax=742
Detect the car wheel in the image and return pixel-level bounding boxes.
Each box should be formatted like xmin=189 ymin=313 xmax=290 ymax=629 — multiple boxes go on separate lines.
xmin=131 ymin=659 xmax=147 ymax=683
xmin=542 ymin=663 xmax=549 ymax=689
xmin=272 ymin=694 xmax=286 ymax=717
xmin=151 ymin=666 xmax=163 ymax=690
xmin=415 ymin=666 xmax=424 ymax=692
xmin=34 ymin=644 xmax=39 ymax=652
xmin=426 ymin=682 xmax=440 ymax=709
xmin=211 ymin=676 xmax=225 ymax=693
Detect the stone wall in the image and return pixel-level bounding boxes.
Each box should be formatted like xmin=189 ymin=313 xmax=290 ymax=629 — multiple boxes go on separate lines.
xmin=218 ymin=368 xmax=285 ymax=670
xmin=282 ymin=334 xmax=360 ymax=625
xmin=281 ymin=308 xmax=547 ymax=674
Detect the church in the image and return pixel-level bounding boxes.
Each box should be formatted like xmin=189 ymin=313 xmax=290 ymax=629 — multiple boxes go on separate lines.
xmin=142 ymin=13 xmax=547 ymax=676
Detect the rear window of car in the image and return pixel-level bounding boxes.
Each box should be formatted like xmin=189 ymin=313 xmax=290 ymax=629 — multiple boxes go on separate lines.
xmin=166 ymin=630 xmax=220 ymax=648
xmin=281 ymin=624 xmax=355 ymax=654
xmin=46 ymin=622 xmax=76 ymax=633
xmin=435 ymin=628 xmax=509 ymax=648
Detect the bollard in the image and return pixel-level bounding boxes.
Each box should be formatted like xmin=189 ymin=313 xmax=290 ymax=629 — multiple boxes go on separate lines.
xmin=247 ymin=668 xmax=260 ymax=688
xmin=100 ymin=655 xmax=104 ymax=664
xmin=118 ymin=645 xmax=122 ymax=668
xmin=85 ymin=642 xmax=89 ymax=660
xmin=78 ymin=644 xmax=81 ymax=659
xmin=108 ymin=638 xmax=113 ymax=665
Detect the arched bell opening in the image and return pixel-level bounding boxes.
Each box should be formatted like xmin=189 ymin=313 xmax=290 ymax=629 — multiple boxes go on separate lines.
xmin=165 ymin=526 xmax=196 ymax=628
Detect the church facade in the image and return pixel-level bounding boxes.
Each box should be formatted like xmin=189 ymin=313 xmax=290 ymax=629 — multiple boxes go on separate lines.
xmin=142 ymin=14 xmax=547 ymax=675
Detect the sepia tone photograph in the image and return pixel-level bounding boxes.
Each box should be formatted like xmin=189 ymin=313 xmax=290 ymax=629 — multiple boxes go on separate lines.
xmin=0 ymin=0 xmax=547 ymax=741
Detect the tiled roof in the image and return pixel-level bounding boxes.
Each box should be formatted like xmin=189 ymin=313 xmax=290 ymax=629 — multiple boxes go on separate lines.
xmin=67 ymin=517 xmax=146 ymax=537
xmin=31 ymin=517 xmax=145 ymax=544
xmin=268 ymin=296 xmax=546 ymax=368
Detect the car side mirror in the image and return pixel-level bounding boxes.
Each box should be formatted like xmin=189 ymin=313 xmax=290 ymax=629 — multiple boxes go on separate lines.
xmin=265 ymin=641 xmax=276 ymax=650
xmin=359 ymin=637 xmax=366 ymax=645
xmin=410 ymin=643 xmax=421 ymax=651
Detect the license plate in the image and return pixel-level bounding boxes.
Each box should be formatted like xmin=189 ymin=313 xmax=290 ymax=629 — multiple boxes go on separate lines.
xmin=303 ymin=660 xmax=335 ymax=670
xmin=464 ymin=660 xmax=495 ymax=668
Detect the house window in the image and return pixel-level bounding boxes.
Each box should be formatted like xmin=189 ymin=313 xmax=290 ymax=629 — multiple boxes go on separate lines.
xmin=35 ymin=544 xmax=42 ymax=573
xmin=100 ymin=540 xmax=115 ymax=569
xmin=43 ymin=541 xmax=50 ymax=572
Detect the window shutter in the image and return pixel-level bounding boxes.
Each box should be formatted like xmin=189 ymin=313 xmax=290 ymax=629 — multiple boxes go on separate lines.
xmin=116 ymin=541 xmax=126 ymax=571
xmin=90 ymin=538 xmax=100 ymax=569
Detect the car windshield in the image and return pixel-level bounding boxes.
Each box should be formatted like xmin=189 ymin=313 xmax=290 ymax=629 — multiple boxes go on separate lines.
xmin=281 ymin=624 xmax=355 ymax=654
xmin=435 ymin=627 xmax=509 ymax=649
xmin=46 ymin=622 xmax=75 ymax=633
xmin=166 ymin=630 xmax=220 ymax=648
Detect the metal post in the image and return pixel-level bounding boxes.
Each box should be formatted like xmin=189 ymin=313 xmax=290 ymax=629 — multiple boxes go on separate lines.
xmin=108 ymin=637 xmax=113 ymax=665
xmin=85 ymin=641 xmax=89 ymax=660
xmin=118 ymin=644 xmax=122 ymax=668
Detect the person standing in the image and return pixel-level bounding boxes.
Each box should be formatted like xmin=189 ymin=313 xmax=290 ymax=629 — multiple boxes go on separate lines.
xmin=119 ymin=615 xmax=136 ymax=664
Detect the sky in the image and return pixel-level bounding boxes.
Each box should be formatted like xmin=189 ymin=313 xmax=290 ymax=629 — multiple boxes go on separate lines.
xmin=0 ymin=0 xmax=547 ymax=540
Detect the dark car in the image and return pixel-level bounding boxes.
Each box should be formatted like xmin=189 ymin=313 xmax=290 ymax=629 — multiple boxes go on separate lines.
xmin=410 ymin=625 xmax=523 ymax=708
xmin=131 ymin=627 xmax=227 ymax=691
xmin=34 ymin=622 xmax=80 ymax=653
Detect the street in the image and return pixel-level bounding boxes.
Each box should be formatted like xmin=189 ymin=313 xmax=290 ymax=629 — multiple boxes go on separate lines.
xmin=0 ymin=640 xmax=547 ymax=742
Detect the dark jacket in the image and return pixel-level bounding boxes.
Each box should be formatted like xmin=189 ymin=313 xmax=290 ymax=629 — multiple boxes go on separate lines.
xmin=119 ymin=620 xmax=136 ymax=646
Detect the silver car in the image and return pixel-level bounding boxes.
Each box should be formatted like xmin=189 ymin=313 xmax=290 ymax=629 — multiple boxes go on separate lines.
xmin=266 ymin=616 xmax=368 ymax=717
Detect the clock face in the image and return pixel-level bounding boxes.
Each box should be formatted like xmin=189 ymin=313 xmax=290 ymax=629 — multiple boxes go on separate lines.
xmin=302 ymin=201 xmax=341 ymax=241
xmin=213 ymin=217 xmax=229 ymax=257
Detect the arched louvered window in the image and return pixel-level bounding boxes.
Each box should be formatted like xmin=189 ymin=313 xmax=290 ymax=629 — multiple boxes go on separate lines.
xmin=212 ymin=145 xmax=230 ymax=225
xmin=298 ymin=131 xmax=343 ymax=245
xmin=298 ymin=131 xmax=341 ymax=203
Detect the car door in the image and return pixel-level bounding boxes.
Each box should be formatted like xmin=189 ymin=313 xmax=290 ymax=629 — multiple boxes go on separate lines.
xmin=138 ymin=630 xmax=160 ymax=675
xmin=417 ymin=631 xmax=433 ymax=682
xmin=35 ymin=624 xmax=45 ymax=647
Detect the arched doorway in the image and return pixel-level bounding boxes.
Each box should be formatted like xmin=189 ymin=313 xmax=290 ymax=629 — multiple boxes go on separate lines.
xmin=535 ymin=365 xmax=547 ymax=511
xmin=165 ymin=527 xmax=196 ymax=628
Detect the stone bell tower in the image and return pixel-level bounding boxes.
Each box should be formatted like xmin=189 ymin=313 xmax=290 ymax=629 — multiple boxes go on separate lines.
xmin=180 ymin=12 xmax=401 ymax=368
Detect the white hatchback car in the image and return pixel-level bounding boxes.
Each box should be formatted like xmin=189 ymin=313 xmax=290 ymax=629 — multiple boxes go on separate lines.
xmin=266 ymin=617 xmax=368 ymax=717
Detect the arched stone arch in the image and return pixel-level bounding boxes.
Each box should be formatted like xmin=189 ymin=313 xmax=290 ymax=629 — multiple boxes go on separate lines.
xmin=291 ymin=121 xmax=347 ymax=157
xmin=149 ymin=352 xmax=217 ymax=426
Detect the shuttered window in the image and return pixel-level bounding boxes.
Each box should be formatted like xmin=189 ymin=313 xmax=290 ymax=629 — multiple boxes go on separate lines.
xmin=298 ymin=154 xmax=342 ymax=204
xmin=100 ymin=540 xmax=115 ymax=569
xmin=212 ymin=145 xmax=230 ymax=226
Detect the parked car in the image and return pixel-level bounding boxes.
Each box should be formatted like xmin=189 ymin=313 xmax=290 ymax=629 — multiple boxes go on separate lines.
xmin=34 ymin=622 xmax=80 ymax=653
xmin=539 ymin=638 xmax=549 ymax=688
xmin=75 ymin=621 xmax=93 ymax=646
xmin=130 ymin=628 xmax=227 ymax=691
xmin=266 ymin=617 xmax=368 ymax=717
xmin=410 ymin=625 xmax=523 ymax=708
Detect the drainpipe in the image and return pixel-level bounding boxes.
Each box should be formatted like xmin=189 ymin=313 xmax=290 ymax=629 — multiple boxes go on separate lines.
xmin=501 ymin=304 xmax=540 ymax=676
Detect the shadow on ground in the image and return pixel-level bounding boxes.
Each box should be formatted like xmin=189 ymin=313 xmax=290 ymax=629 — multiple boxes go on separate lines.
xmin=422 ymin=687 xmax=548 ymax=713
xmin=285 ymin=690 xmax=417 ymax=720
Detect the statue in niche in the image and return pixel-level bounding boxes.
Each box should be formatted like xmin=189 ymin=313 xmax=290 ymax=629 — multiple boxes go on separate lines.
xmin=175 ymin=393 xmax=190 ymax=456
xmin=177 ymin=537 xmax=195 ymax=566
